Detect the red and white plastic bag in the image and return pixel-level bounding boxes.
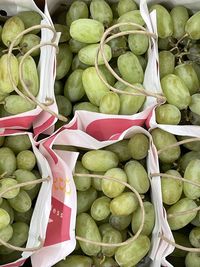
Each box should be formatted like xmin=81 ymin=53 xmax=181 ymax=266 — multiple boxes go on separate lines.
xmin=37 ymin=125 xmax=166 ymax=267
xmin=0 ymin=0 xmax=59 ymax=135
xmin=0 ymin=129 xmax=52 ymax=267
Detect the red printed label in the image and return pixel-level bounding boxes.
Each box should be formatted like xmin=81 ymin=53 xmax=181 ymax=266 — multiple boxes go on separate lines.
xmin=44 ymin=197 xmax=71 ymax=246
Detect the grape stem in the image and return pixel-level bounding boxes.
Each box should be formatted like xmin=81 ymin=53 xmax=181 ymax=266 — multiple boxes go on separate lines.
xmin=157 ymin=137 xmax=200 ymax=155
xmin=95 ymin=22 xmax=166 ymax=103
xmin=7 ymin=24 xmax=68 ymax=122
xmin=159 ymin=233 xmax=200 ymax=252
xmin=0 ymin=176 xmax=50 ymax=251
xmin=74 ymin=173 xmax=145 ymax=247
xmin=151 ymin=173 xmax=200 ymax=217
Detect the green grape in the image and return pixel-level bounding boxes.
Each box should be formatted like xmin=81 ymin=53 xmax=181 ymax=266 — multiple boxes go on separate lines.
xmin=137 ymin=55 xmax=147 ymax=71
xmin=55 ymin=255 xmax=93 ymax=267
xmin=155 ymin=104 xmax=181 ymax=125
xmin=78 ymin=43 xmax=112 ymax=66
xmin=92 ymin=256 xmax=119 ymax=267
xmin=64 ymin=69 xmax=85 ymax=103
xmin=54 ymin=80 xmax=64 ymax=96
xmin=132 ymin=201 xmax=155 ymax=236
xmin=8 ymin=190 xmax=32 ymax=213
xmin=1 ymin=16 xmax=25 ymax=47
xmin=17 ymin=11 xmax=42 ymax=34
xmin=73 ymin=102 xmax=99 ymax=113
xmin=189 ymin=94 xmax=200 ymax=116
xmin=192 ymin=62 xmax=200 ymax=80
xmin=184 ymin=159 xmax=200 ymax=200
xmin=98 ymin=65 xmax=116 ymax=86
xmin=125 ymin=160 xmax=149 ymax=194
xmin=108 ymin=36 xmax=127 ymax=58
xmin=82 ymin=150 xmax=119 ymax=172
xmin=91 ymin=172 xmax=103 ymax=191
xmin=14 ymin=207 xmax=33 ymax=224
xmin=179 ymin=151 xmax=200 ymax=173
xmin=4 ymin=135 xmax=32 ymax=154
xmin=0 ymin=222 xmax=29 ymax=255
xmin=119 ymin=85 xmax=146 ymax=115
xmin=118 ymin=0 xmax=137 ymax=16
xmin=0 ymin=178 xmax=19 ymax=199
xmin=178 ymin=136 xmax=200 ymax=151
xmin=99 ymin=92 xmax=120 ymax=115
xmin=0 ymin=105 xmax=12 ymax=117
xmin=82 ymin=67 xmax=109 ymax=106
xmin=109 ymin=214 xmax=132 ymax=231
xmin=0 ymin=200 xmax=14 ymax=224
xmin=76 ymin=213 xmax=101 ymax=256
xmin=185 ymin=252 xmax=200 ymax=267
xmin=106 ymin=140 xmax=131 ymax=163
xmin=159 ymin=51 xmax=175 ymax=79
xmin=128 ymin=134 xmax=149 ymax=160
xmin=14 ymin=169 xmax=37 ymax=191
xmin=174 ymin=63 xmax=199 ymax=95
xmin=161 ymin=170 xmax=182 ymax=205
xmin=189 ymin=110 xmax=200 ymax=125
xmin=185 ymin=11 xmax=200 ymax=40
xmin=117 ymin=10 xmax=145 ymax=32
xmin=0 ymin=208 xmax=10 ymax=230
xmin=99 ymin=223 xmax=115 ymax=236
xmin=151 ymin=128 xmax=181 ymax=163
xmin=74 ymin=161 xmax=91 ymax=191
xmin=72 ymin=55 xmax=89 ymax=71
xmin=19 ymin=34 xmax=40 ymax=57
xmin=70 ymin=19 xmax=104 ymax=44
xmin=114 ymin=81 xmax=126 ymax=90
xmin=0 ymin=224 xmax=13 ymax=243
xmin=158 ymin=37 xmax=170 ymax=50
xmin=0 ymin=92 xmax=8 ymax=102
xmin=189 ymin=227 xmax=200 ymax=248
xmin=69 ymin=38 xmax=87 ymax=53
xmin=90 ymin=0 xmax=113 ymax=26
xmin=91 ymin=196 xmax=110 ymax=221
xmin=16 ymin=150 xmax=36 ymax=171
xmin=171 ymin=232 xmax=191 ymax=257
xmin=4 ymin=95 xmax=36 ymax=115
xmin=149 ymin=5 xmax=173 ymax=39
xmin=110 ymin=192 xmax=138 ymax=216
xmin=0 ymin=147 xmax=16 ymax=176
xmin=102 ymin=229 xmax=122 ymax=257
xmin=55 ymin=95 xmax=72 ymax=117
xmin=77 ymin=187 xmax=97 ymax=214
xmin=115 ymin=235 xmax=150 ymax=266
xmin=56 ymin=44 xmax=73 ymax=80
xmin=161 ymin=74 xmax=191 ymax=110
xmin=26 ymin=182 xmax=40 ymax=200
xmin=66 ymin=1 xmax=89 ymax=26
xmin=191 ymin=212 xmax=200 ymax=227
xmin=167 ymin=198 xmax=197 ymax=230
xmin=0 ymin=54 xmax=19 ymax=94
xmin=54 ymin=24 xmax=70 ymax=43
xmin=0 ymin=137 xmax=4 ymax=147
xmin=170 ymin=6 xmax=189 ymax=39
xmin=102 ymin=168 xmax=127 ymax=198
xmin=118 ymin=52 xmax=144 ymax=84
xmin=128 ymin=34 xmax=149 ymax=56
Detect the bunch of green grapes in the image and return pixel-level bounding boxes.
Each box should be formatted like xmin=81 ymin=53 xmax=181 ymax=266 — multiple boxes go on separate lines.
xmin=55 ymin=133 xmax=155 ymax=267
xmin=52 ymin=0 xmax=151 ymax=129
xmin=152 ymin=128 xmax=200 ymax=267
xmin=0 ymin=134 xmax=41 ymax=265
xmin=0 ymin=11 xmax=42 ymax=117
xmin=149 ymin=4 xmax=200 ymax=126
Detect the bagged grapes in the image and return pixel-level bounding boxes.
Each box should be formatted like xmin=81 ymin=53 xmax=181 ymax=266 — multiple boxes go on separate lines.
xmin=0 ymin=0 xmax=63 ymax=136
xmin=0 ymin=130 xmax=52 ymax=267
xmin=145 ymin=0 xmax=200 ymax=130
xmin=38 ymin=125 xmax=164 ymax=267
xmin=45 ymin=0 xmax=163 ymax=141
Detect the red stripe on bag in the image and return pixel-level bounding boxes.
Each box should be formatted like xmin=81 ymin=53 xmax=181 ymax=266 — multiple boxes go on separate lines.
xmin=0 ymin=116 xmax=37 ymax=129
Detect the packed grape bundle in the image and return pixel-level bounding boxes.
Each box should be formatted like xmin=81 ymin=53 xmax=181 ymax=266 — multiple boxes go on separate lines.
xmin=53 ymin=131 xmax=156 ymax=267
xmin=0 ymin=134 xmax=49 ymax=265
xmin=51 ymin=0 xmax=160 ymax=129
xmin=151 ymin=128 xmax=200 ymax=267
xmin=149 ymin=4 xmax=200 ymax=126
